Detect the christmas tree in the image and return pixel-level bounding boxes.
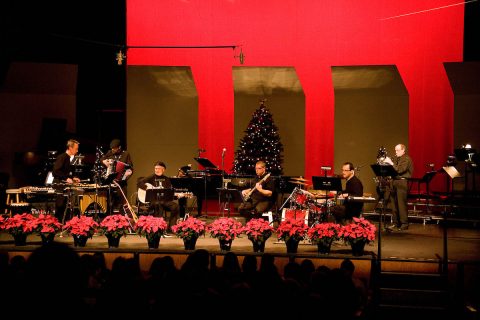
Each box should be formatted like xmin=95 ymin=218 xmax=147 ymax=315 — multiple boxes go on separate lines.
xmin=233 ymin=100 xmax=284 ymax=175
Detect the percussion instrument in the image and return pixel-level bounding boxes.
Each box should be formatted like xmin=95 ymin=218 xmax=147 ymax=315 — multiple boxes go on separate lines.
xmin=290 ymin=177 xmax=309 ymax=182
xmin=10 ymin=202 xmax=31 ymax=215
xmin=281 ymin=208 xmax=309 ymax=225
xmin=292 ymin=188 xmax=314 ymax=208
xmin=79 ymin=191 xmax=107 ymax=215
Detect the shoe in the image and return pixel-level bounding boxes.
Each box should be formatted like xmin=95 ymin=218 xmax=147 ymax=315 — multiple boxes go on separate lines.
xmin=398 ymin=224 xmax=409 ymax=230
xmin=385 ymin=224 xmax=399 ymax=232
xmin=163 ymin=233 xmax=173 ymax=238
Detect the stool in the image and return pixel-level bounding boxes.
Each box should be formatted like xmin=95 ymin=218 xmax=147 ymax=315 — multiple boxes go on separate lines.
xmin=5 ymin=189 xmax=22 ymax=215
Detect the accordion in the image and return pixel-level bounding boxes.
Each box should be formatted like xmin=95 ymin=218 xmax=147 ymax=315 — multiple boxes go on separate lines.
xmin=105 ymin=160 xmax=131 ymax=182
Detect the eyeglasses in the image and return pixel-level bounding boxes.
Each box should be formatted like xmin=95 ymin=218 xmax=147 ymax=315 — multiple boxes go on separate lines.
xmin=342 ymin=169 xmax=351 ymax=172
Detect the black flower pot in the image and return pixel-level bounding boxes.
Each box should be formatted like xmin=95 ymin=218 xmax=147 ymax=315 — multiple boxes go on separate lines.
xmin=40 ymin=233 xmax=55 ymax=245
xmin=147 ymin=234 xmax=161 ymax=249
xmin=251 ymin=239 xmax=266 ymax=253
xmin=350 ymin=240 xmax=367 ymax=256
xmin=316 ymin=238 xmax=333 ymax=254
xmin=285 ymin=238 xmax=299 ymax=254
xmin=12 ymin=234 xmax=27 ymax=246
xmin=218 ymin=238 xmax=233 ymax=251
xmin=183 ymin=236 xmax=198 ymax=250
xmin=73 ymin=234 xmax=88 ymax=247
xmin=106 ymin=234 xmax=121 ymax=248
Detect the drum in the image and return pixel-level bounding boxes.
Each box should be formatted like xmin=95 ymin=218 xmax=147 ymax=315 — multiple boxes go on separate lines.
xmin=292 ymin=189 xmax=313 ymax=208
xmin=10 ymin=202 xmax=31 ymax=215
xmin=79 ymin=191 xmax=107 ymax=215
xmin=282 ymin=208 xmax=309 ymax=225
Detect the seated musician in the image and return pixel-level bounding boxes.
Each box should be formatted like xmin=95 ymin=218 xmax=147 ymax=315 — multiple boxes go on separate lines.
xmin=137 ymin=161 xmax=179 ymax=232
xmin=100 ymin=139 xmax=133 ymax=213
xmin=238 ymin=160 xmax=275 ymax=221
xmin=332 ymin=162 xmax=364 ymax=224
xmin=52 ymin=139 xmax=81 ymax=222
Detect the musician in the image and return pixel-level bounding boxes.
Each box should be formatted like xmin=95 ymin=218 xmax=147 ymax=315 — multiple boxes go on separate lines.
xmin=100 ymin=139 xmax=133 ymax=213
xmin=238 ymin=160 xmax=275 ymax=220
xmin=137 ymin=161 xmax=179 ymax=231
xmin=383 ymin=144 xmax=413 ymax=231
xmin=332 ymin=162 xmax=364 ymax=224
xmin=52 ymin=139 xmax=81 ymax=222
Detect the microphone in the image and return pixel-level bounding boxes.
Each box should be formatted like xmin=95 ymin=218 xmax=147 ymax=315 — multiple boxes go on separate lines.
xmin=222 ymin=148 xmax=226 ymax=157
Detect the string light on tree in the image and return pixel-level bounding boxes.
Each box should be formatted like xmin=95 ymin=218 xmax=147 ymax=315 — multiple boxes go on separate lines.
xmin=233 ymin=99 xmax=284 ymax=175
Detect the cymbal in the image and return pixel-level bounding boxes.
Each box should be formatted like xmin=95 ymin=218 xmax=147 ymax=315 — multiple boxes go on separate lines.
xmin=290 ymin=177 xmax=309 ymax=182
xmin=289 ymin=180 xmax=308 ymax=185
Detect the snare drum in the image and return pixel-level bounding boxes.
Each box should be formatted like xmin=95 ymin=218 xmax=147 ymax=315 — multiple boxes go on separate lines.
xmin=282 ymin=208 xmax=309 ymax=225
xmin=10 ymin=202 xmax=31 ymax=215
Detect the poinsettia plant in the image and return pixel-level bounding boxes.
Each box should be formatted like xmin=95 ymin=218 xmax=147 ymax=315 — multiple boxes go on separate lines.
xmin=171 ymin=217 xmax=206 ymax=240
xmin=207 ymin=217 xmax=243 ymax=241
xmin=276 ymin=218 xmax=309 ymax=242
xmin=1 ymin=213 xmax=37 ymax=236
xmin=243 ymin=218 xmax=274 ymax=242
xmin=339 ymin=217 xmax=376 ymax=244
xmin=63 ymin=215 xmax=98 ymax=238
xmin=33 ymin=213 xmax=62 ymax=235
xmin=135 ymin=215 xmax=168 ymax=240
xmin=99 ymin=214 xmax=131 ymax=238
xmin=307 ymin=222 xmax=341 ymax=244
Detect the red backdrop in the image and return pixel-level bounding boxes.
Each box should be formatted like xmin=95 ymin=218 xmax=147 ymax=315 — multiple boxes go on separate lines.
xmin=126 ymin=0 xmax=464 ymax=179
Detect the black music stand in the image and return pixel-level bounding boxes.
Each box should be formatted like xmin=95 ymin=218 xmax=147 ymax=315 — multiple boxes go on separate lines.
xmin=312 ymin=176 xmax=342 ymax=222
xmin=370 ymin=164 xmax=397 ymax=266
xmin=217 ymin=188 xmax=244 ymax=217
xmin=312 ymin=176 xmax=342 ymax=191
xmin=145 ymin=188 xmax=174 ymax=203
xmin=409 ymin=171 xmax=436 ymax=213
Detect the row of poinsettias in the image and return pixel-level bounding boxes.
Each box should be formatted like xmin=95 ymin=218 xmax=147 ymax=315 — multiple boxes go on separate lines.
xmin=0 ymin=213 xmax=376 ymax=244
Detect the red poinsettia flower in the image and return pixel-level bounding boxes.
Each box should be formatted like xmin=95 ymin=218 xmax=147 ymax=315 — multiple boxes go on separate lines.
xmin=207 ymin=217 xmax=243 ymax=241
xmin=34 ymin=214 xmax=62 ymax=234
xmin=244 ymin=218 xmax=274 ymax=242
xmin=135 ymin=215 xmax=168 ymax=240
xmin=1 ymin=213 xmax=37 ymax=236
xmin=339 ymin=217 xmax=376 ymax=244
xmin=171 ymin=217 xmax=206 ymax=240
xmin=99 ymin=214 xmax=131 ymax=238
xmin=276 ymin=218 xmax=309 ymax=241
xmin=307 ymin=222 xmax=341 ymax=243
xmin=63 ymin=216 xmax=99 ymax=237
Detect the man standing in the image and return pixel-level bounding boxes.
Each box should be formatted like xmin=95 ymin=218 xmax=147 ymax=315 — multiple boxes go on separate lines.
xmin=384 ymin=144 xmax=414 ymax=231
xmin=52 ymin=139 xmax=81 ymax=222
xmin=238 ymin=160 xmax=275 ymax=220
xmin=333 ymin=162 xmax=364 ymax=224
xmin=101 ymin=139 xmax=133 ymax=214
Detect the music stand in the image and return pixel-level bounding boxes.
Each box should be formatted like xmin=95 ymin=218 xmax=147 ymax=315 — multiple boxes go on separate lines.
xmin=145 ymin=188 xmax=174 ymax=203
xmin=217 ymin=188 xmax=243 ymax=218
xmin=411 ymin=171 xmax=436 ymax=213
xmin=370 ymin=164 xmax=397 ymax=266
xmin=312 ymin=176 xmax=342 ymax=222
xmin=217 ymin=188 xmax=244 ymax=217
xmin=312 ymin=176 xmax=342 ymax=191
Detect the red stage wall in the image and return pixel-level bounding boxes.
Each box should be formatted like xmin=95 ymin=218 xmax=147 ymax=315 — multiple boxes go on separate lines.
xmin=126 ymin=0 xmax=464 ymax=179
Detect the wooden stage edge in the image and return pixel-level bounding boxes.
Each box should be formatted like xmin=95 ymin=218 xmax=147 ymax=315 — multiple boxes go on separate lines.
xmin=2 ymin=232 xmax=479 ymax=287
